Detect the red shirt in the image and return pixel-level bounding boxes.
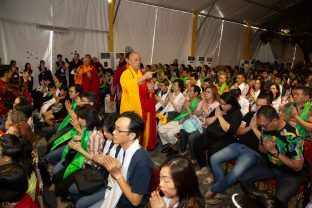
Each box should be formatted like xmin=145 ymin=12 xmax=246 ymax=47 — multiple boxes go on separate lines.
xmin=15 ymin=194 xmax=39 ymax=208
xmin=110 ymin=61 xmax=127 ymax=102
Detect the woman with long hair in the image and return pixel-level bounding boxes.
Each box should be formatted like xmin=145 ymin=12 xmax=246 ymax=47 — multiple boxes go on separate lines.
xmin=270 ymin=84 xmax=281 ymax=112
xmin=147 ymin=156 xmax=204 ymax=208
xmin=193 ymin=92 xmax=243 ymax=185
xmin=179 ymin=85 xmax=219 ymax=164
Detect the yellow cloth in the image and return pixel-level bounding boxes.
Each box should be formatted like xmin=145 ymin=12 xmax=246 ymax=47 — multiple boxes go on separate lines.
xmin=26 ymin=171 xmax=37 ymax=201
xmin=75 ymin=65 xmax=92 ymax=85
xmin=120 ymin=66 xmax=143 ymax=117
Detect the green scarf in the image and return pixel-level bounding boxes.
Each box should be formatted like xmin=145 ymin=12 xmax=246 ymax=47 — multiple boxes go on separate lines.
xmin=57 ymin=101 xmax=77 ymax=132
xmin=62 ymin=128 xmax=91 ymax=179
xmin=219 ymin=82 xmax=227 ymax=93
xmin=285 ymin=101 xmax=311 ymax=138
xmin=173 ymin=98 xmax=199 ymax=121
xmin=50 ymin=128 xmax=78 ymax=151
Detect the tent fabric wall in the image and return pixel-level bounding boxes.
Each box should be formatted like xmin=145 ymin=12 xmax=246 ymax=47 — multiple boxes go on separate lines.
xmin=53 ymin=0 xmax=108 ymax=31
xmin=152 ymin=8 xmax=192 ymax=65
xmin=218 ymin=21 xmax=245 ymax=66
xmin=114 ymin=1 xmax=156 ymax=65
xmin=195 ymin=16 xmax=223 ymax=66
xmin=53 ymin=30 xmax=108 ymax=64
xmin=0 ymin=0 xmax=52 ymax=25
xmin=0 ymin=0 xmax=109 ymax=88
xmin=1 ymin=0 xmax=272 ymax=75
xmin=0 ymin=20 xmax=52 ymax=88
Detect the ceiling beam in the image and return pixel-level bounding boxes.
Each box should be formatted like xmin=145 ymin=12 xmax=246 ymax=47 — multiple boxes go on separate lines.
xmin=196 ymin=0 xmax=217 ymax=34
xmin=244 ymin=0 xmax=279 ymax=11
xmin=195 ymin=0 xmax=216 ymax=14
xmin=113 ymin=0 xmax=122 ymax=24
xmin=127 ymin=0 xmax=263 ymax=28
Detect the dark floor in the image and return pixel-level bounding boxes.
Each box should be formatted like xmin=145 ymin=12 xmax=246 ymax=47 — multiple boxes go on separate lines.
xmin=37 ymin=137 xmax=304 ymax=208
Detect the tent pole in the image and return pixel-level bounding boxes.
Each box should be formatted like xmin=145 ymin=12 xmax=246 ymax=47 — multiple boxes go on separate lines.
xmin=191 ymin=14 xmax=198 ymax=56
xmin=108 ymin=0 xmax=116 ymax=53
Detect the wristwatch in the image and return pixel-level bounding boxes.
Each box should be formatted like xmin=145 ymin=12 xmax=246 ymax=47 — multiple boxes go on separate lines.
xmin=272 ymin=149 xmax=280 ymax=158
xmin=115 ymin=175 xmax=123 ymax=181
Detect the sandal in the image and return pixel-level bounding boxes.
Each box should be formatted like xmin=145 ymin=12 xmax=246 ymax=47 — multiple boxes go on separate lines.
xmin=206 ymin=195 xmax=226 ymax=206
xmin=205 ymin=190 xmax=214 ymax=201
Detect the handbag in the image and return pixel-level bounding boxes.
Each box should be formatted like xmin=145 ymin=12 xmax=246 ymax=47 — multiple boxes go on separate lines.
xmin=74 ymin=142 xmax=121 ymax=195
xmin=166 ymin=111 xmax=179 ymax=122
xmin=74 ymin=165 xmax=108 ymax=195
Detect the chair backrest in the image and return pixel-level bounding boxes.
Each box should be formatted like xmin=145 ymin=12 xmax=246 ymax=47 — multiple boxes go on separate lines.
xmin=303 ymin=141 xmax=312 ymax=181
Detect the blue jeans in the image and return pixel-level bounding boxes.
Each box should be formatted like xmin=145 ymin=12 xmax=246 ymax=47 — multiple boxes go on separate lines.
xmin=52 ymin=159 xmax=66 ymax=175
xmin=240 ymin=163 xmax=306 ymax=207
xmin=68 ymin=183 xmax=106 ymax=208
xmin=46 ymin=145 xmax=65 ymax=165
xmin=89 ymin=199 xmax=104 ymax=208
xmin=210 ymin=143 xmax=261 ymax=195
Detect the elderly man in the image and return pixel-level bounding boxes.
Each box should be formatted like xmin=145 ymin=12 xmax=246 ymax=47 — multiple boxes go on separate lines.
xmin=120 ymin=52 xmax=156 ymax=150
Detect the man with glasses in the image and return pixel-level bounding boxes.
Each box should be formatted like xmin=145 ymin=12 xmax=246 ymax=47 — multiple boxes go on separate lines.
xmin=280 ymin=85 xmax=312 ymax=139
xmin=206 ymin=91 xmax=272 ymax=205
xmin=90 ymin=111 xmax=153 ymax=208
xmin=240 ymin=105 xmax=306 ymax=208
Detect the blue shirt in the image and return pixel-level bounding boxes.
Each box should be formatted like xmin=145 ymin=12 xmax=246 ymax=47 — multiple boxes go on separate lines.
xmin=117 ymin=148 xmax=153 ymax=208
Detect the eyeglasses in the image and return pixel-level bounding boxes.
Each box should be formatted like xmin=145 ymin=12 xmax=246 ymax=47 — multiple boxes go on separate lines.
xmin=113 ymin=125 xmax=130 ymax=133
xmin=205 ymin=90 xmax=212 ymax=94
xmin=260 ymin=118 xmax=274 ymax=131
xmin=159 ymin=175 xmax=172 ymax=183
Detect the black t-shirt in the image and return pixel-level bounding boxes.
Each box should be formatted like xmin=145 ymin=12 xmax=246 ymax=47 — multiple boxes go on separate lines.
xmin=236 ymin=111 xmax=260 ymax=152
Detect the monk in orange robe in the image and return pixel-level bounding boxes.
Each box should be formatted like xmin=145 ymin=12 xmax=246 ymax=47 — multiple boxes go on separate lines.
xmin=75 ymin=54 xmax=100 ymax=97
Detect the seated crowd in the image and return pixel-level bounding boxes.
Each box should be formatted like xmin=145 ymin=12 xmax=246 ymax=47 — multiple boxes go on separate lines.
xmin=0 ymin=54 xmax=311 ymax=208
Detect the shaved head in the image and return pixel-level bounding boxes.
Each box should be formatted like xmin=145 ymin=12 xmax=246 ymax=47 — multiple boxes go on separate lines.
xmin=128 ymin=52 xmax=141 ymax=71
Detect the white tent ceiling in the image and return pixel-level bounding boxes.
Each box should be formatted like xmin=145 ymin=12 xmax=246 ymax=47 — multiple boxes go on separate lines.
xmin=127 ymin=0 xmax=301 ymax=26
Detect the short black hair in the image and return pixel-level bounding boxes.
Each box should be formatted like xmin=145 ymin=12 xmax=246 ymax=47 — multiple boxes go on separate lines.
xmin=14 ymin=103 xmax=32 ymax=118
xmin=76 ymin=104 xmax=100 ymax=130
xmin=191 ymin=85 xmax=201 ymax=96
xmin=80 ymin=92 xmax=97 ymax=106
xmin=293 ymin=85 xmax=311 ymax=97
xmin=57 ymin=54 xmax=62 ymax=58
xmin=119 ymin=111 xmax=144 ymax=139
xmin=173 ymin=79 xmax=185 ymax=92
xmin=257 ymin=106 xmax=279 ymax=120
xmin=59 ymin=85 xmax=68 ymax=92
xmin=48 ymin=83 xmax=56 ymax=90
xmin=103 ymin=113 xmax=119 ymax=134
xmin=257 ymin=90 xmax=273 ymax=105
xmin=161 ymin=78 xmax=170 ymax=86
xmin=72 ymin=84 xmax=83 ymax=95
xmin=190 ymin=72 xmax=198 ymax=80
xmin=0 ymin=164 xmax=28 ymax=204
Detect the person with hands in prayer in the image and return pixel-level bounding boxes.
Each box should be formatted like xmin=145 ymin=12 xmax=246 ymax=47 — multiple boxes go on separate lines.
xmin=240 ymin=105 xmax=307 ymax=208
xmin=280 ymin=85 xmax=312 ymax=139
xmin=90 ymin=111 xmax=153 ymax=208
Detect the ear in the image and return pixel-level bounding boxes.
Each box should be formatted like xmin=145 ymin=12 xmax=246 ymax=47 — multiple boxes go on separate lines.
xmin=129 ymin=132 xmax=136 ymax=141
